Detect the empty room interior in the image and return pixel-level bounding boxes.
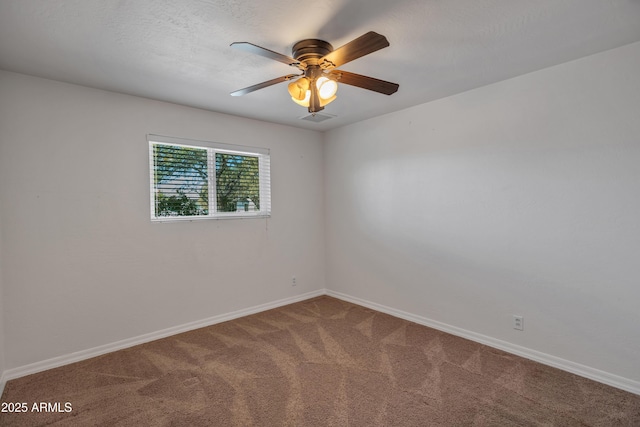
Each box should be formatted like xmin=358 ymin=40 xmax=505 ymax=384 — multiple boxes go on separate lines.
xmin=1 ymin=0 xmax=639 ymax=425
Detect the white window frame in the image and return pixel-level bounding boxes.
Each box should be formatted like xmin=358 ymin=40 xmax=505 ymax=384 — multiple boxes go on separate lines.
xmin=148 ymin=134 xmax=271 ymax=221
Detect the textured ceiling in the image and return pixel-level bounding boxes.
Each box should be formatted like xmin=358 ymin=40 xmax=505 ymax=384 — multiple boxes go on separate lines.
xmin=2 ymin=0 xmax=640 ymax=131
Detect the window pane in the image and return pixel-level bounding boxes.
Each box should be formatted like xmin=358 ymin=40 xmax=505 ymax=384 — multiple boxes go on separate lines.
xmin=153 ymin=144 xmax=209 ymax=217
xmin=149 ymin=135 xmax=270 ymax=221
xmin=215 ymin=153 xmax=260 ymax=213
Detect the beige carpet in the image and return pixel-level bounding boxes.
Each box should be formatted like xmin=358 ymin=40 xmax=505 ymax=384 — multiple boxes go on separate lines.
xmin=1 ymin=296 xmax=639 ymax=426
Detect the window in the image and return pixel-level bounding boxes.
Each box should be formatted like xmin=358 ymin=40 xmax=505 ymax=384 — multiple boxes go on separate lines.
xmin=148 ymin=135 xmax=271 ymax=220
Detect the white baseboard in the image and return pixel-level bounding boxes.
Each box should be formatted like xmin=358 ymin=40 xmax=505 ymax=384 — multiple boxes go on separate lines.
xmin=1 ymin=289 xmax=325 ymax=387
xmin=326 ymin=290 xmax=640 ymax=396
xmin=0 ymin=370 xmax=6 ymax=398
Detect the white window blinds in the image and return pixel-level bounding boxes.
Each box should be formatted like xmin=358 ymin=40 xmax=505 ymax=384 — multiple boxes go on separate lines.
xmin=148 ymin=135 xmax=271 ymax=220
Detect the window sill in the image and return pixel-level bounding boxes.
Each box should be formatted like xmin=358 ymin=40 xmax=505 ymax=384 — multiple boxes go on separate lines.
xmin=151 ymin=212 xmax=271 ymax=222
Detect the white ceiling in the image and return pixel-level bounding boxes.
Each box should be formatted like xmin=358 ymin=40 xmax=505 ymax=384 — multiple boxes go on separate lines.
xmin=2 ymin=0 xmax=640 ymax=131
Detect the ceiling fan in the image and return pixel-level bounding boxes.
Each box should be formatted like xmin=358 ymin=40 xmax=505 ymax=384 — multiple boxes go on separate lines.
xmin=230 ymin=31 xmax=399 ymax=114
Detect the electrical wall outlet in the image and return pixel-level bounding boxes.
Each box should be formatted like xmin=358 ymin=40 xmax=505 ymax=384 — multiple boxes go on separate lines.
xmin=513 ymin=315 xmax=524 ymax=331
xmin=292 ymin=276 xmax=297 ymax=286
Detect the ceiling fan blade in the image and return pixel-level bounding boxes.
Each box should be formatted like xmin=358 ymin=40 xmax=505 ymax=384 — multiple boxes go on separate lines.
xmin=231 ymin=42 xmax=303 ymax=68
xmin=318 ymin=31 xmax=389 ymax=69
xmin=230 ymin=74 xmax=300 ymax=97
xmin=329 ymin=70 xmax=399 ymax=95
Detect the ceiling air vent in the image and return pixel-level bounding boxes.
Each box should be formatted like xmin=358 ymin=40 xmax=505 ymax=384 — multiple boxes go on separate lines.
xmin=299 ymin=113 xmax=336 ymax=123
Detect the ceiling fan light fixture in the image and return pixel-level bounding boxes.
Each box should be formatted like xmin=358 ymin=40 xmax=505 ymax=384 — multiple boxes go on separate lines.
xmin=292 ymin=90 xmax=311 ymax=107
xmin=289 ymin=76 xmax=338 ymax=108
xmin=288 ymin=77 xmax=310 ymax=100
xmin=316 ymin=76 xmax=338 ymax=100
xmin=319 ymin=94 xmax=337 ymax=107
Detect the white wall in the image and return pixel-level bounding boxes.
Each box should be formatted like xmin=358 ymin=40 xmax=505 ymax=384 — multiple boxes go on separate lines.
xmin=325 ymin=41 xmax=640 ymax=385
xmin=0 ymin=71 xmax=325 ymax=370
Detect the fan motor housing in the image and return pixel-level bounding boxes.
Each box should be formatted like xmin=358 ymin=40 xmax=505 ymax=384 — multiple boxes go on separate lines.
xmin=292 ymin=39 xmax=333 ymax=65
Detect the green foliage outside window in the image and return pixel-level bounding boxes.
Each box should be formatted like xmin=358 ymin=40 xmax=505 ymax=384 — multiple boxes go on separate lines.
xmin=152 ymin=144 xmax=262 ymax=217
xmin=216 ymin=153 xmax=260 ymax=212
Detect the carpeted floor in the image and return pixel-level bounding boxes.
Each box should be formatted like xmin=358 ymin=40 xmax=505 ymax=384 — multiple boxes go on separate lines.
xmin=1 ymin=296 xmax=639 ymax=426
